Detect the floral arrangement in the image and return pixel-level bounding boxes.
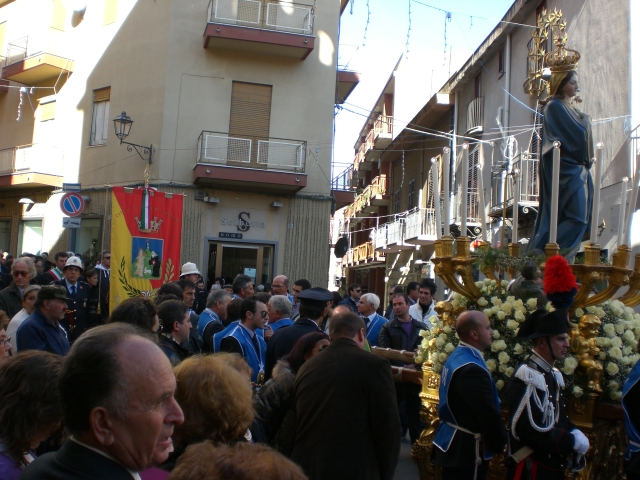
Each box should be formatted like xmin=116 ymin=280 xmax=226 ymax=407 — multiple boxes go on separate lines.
xmin=562 ymin=300 xmax=640 ymax=400
xmin=415 ymin=282 xmax=640 ymax=403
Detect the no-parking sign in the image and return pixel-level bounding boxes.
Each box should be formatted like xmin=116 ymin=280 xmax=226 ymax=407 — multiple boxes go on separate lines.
xmin=60 ymin=192 xmax=85 ymax=217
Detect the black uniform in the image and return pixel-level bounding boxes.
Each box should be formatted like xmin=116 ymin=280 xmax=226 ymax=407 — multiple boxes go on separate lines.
xmin=55 ymin=279 xmax=89 ymax=342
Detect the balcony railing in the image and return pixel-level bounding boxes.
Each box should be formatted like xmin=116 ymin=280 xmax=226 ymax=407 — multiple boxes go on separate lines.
xmin=343 ymin=241 xmax=385 ymax=266
xmin=197 ymin=131 xmax=306 ymax=172
xmin=331 ymin=165 xmax=354 ymax=191
xmin=344 ymin=174 xmax=388 ymax=219
xmin=405 ymin=208 xmax=438 ymax=240
xmin=490 ymin=152 xmax=539 ymax=210
xmin=207 ymin=0 xmax=313 ymax=35
xmin=466 ymin=96 xmax=484 ymax=134
xmin=374 ymin=115 xmax=392 ymax=136
xmin=387 ymin=218 xmax=405 ymax=246
xmin=4 ymin=30 xmax=70 ymax=67
xmin=375 ymin=225 xmax=387 ymax=250
xmin=0 ymin=144 xmax=64 ymax=176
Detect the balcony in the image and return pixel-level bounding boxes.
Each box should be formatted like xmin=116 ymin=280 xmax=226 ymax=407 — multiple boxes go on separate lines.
xmin=372 ymin=115 xmax=392 ymax=149
xmin=404 ymin=208 xmax=438 ymax=245
xmin=374 ymin=217 xmax=412 ymax=253
xmin=194 ymin=131 xmax=307 ymax=193
xmin=466 ymin=97 xmax=484 ymax=135
xmin=343 ymin=241 xmax=385 ymax=267
xmin=0 ymin=144 xmax=65 ymax=189
xmin=331 ymin=165 xmax=356 ymax=209
xmin=336 ymin=69 xmax=360 ymax=104
xmin=490 ymin=152 xmax=539 ymax=219
xmin=204 ymin=0 xmax=315 ymax=60
xmin=2 ymin=31 xmax=74 ymax=85
xmin=353 ymin=144 xmax=370 ymax=174
xmin=343 ymin=175 xmax=389 ymax=220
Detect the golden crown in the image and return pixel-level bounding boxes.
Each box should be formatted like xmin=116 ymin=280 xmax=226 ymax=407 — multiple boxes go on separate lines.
xmin=545 ymin=36 xmax=580 ymax=73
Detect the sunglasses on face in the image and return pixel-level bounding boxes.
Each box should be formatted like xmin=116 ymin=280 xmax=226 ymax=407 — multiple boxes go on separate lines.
xmin=12 ymin=271 xmax=28 ymax=277
xmin=258 ymin=311 xmax=268 ymax=318
xmin=103 ymin=256 xmax=111 ymax=260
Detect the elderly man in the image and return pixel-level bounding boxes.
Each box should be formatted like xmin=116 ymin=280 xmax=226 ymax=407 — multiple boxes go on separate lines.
xmin=357 ymin=293 xmax=387 ymax=347
xmin=198 ymin=289 xmax=231 ymax=353
xmin=0 ymin=256 xmax=35 ymax=319
xmin=271 ymin=275 xmax=295 ymax=305
xmin=16 ymin=286 xmax=70 ymax=355
xmin=433 ymin=311 xmax=508 ymax=479
xmin=292 ymin=312 xmax=400 ymax=480
xmin=338 ymin=284 xmax=362 ymax=312
xmin=21 ymin=323 xmax=184 ymax=479
xmin=265 ymin=287 xmax=332 ymax=380
xmin=232 ymin=275 xmax=255 ymax=300
xmin=55 ymin=256 xmax=89 ymax=342
xmin=266 ymin=295 xmax=293 ymax=333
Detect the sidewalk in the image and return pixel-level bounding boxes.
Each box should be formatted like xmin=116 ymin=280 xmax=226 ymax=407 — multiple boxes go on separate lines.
xmin=394 ymin=438 xmax=419 ymax=479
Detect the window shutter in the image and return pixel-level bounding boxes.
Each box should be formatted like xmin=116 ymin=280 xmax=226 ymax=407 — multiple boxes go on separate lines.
xmin=229 ymin=82 xmax=272 ymax=138
xmin=94 ymin=87 xmax=111 ymax=103
xmin=40 ymin=101 xmax=56 ymax=121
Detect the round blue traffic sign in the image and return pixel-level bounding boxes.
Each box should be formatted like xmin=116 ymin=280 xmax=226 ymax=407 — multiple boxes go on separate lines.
xmin=60 ymin=192 xmax=85 ymax=217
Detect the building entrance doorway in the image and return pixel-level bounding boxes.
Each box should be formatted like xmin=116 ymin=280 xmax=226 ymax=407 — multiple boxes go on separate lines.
xmin=206 ymin=241 xmax=274 ymax=289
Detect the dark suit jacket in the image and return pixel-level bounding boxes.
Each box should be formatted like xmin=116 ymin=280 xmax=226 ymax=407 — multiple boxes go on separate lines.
xmin=291 ymin=338 xmax=401 ymax=480
xmin=264 ymin=318 xmax=321 ymax=380
xmin=20 ymin=439 xmax=135 ymax=479
xmin=433 ymin=364 xmax=508 ymax=469
xmin=54 ymin=279 xmax=89 ymax=342
xmin=96 ymin=268 xmax=110 ymax=321
xmin=377 ymin=317 xmax=427 ymax=365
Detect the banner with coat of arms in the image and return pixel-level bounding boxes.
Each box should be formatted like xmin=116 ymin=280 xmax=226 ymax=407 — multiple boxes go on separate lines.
xmin=110 ymin=185 xmax=184 ymax=311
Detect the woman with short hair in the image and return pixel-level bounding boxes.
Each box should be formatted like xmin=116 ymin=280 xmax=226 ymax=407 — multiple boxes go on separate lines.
xmin=5 ymin=285 xmax=40 ymax=352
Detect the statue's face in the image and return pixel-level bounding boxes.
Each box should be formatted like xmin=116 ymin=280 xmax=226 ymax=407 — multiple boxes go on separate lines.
xmin=562 ymin=74 xmax=579 ymax=98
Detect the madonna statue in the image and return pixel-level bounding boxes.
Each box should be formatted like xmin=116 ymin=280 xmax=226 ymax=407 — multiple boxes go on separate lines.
xmin=527 ymin=47 xmax=594 ymax=259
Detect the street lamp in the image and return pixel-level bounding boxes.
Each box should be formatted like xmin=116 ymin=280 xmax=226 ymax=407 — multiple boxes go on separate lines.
xmin=113 ymin=111 xmax=152 ymax=164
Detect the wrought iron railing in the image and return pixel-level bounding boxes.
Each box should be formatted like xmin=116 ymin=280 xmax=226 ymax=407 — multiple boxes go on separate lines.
xmin=331 ymin=165 xmax=354 ymax=191
xmin=197 ymin=130 xmax=306 ymax=172
xmin=0 ymin=144 xmax=64 ymax=176
xmin=343 ymin=174 xmax=388 ymax=219
xmin=405 ymin=208 xmax=438 ymax=239
xmin=4 ymin=30 xmax=70 ymax=67
xmin=387 ymin=218 xmax=405 ymax=245
xmin=207 ymin=0 xmax=313 ymax=35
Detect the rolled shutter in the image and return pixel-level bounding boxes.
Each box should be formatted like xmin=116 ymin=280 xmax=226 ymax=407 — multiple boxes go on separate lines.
xmin=229 ymin=82 xmax=272 ymax=138
xmin=94 ymin=87 xmax=111 ymax=103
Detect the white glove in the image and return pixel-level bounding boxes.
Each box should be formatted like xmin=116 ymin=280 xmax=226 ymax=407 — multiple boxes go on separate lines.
xmin=571 ymin=428 xmax=589 ymax=455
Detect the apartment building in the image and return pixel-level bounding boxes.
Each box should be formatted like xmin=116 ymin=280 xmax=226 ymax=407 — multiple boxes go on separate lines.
xmin=0 ymin=0 xmax=356 ymax=288
xmin=332 ymin=0 xmax=639 ymax=296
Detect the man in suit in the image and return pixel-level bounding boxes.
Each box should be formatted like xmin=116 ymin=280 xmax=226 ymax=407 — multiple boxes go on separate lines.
xmin=198 ymin=289 xmax=231 ymax=353
xmin=338 ymin=283 xmax=361 ymax=312
xmin=45 ymin=252 xmax=68 ymax=284
xmin=21 ymin=323 xmax=184 ymax=479
xmin=95 ymin=250 xmax=111 ymax=321
xmin=378 ymin=293 xmax=427 ymax=445
xmin=0 ymin=257 xmax=35 ymax=319
xmin=291 ymin=311 xmax=401 ymax=480
xmin=357 ymin=292 xmax=387 ymax=347
xmin=55 ymin=256 xmax=89 ymax=342
xmin=264 ymin=287 xmax=332 ymax=380
xmin=433 ymin=311 xmax=508 ymax=479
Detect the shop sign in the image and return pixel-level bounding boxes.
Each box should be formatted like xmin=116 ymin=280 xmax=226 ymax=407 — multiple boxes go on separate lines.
xmin=219 ymin=209 xmax=268 ymax=240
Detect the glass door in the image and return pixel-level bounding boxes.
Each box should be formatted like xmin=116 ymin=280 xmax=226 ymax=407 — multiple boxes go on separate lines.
xmin=207 ymin=241 xmax=274 ymax=287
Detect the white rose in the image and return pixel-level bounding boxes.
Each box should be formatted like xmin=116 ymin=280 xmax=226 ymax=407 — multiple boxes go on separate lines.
xmin=624 ymin=330 xmax=636 ymax=344
xmin=501 ymin=303 xmax=513 ymax=314
xmin=608 ymin=381 xmax=620 ymax=391
xmin=611 ymin=391 xmax=623 ymax=401
xmin=483 ymin=309 xmax=493 ymax=318
xmin=603 ymin=324 xmax=617 ymax=338
xmin=622 ymin=356 xmax=632 ymax=366
xmin=624 ymin=346 xmax=634 ymax=356
xmin=484 ymin=278 xmax=492 ymax=286
xmin=438 ymin=352 xmax=448 ymax=363
xmin=506 ymin=320 xmax=519 ymax=331
xmin=497 ymin=311 xmax=506 ymax=321
xmin=421 ymin=339 xmax=429 ymax=348
xmin=573 ymin=386 xmax=584 ymax=398
xmin=419 ymin=329 xmax=429 ymax=338
xmin=586 ymin=306 xmax=596 ymax=314
xmin=574 ymin=308 xmax=584 ymax=318
xmin=491 ymin=297 xmax=502 ymax=306
xmin=452 ymin=299 xmax=461 ymax=309
xmin=564 ymin=356 xmax=578 ymax=371
xmin=514 ymin=343 xmax=524 ymax=355
xmin=506 ymin=296 xmax=516 ymax=303
xmin=433 ymin=362 xmax=443 ymax=373
xmin=445 ymin=343 xmax=455 ymax=353
xmin=514 ymin=299 xmax=524 ymax=309
xmin=435 ymin=338 xmax=445 ymax=348
xmin=490 ymin=280 xmax=497 ymax=287
xmin=596 ymin=337 xmax=608 ymax=347
xmin=505 ymin=367 xmax=515 ymax=377
xmin=596 ymin=307 xmax=606 ymax=318
xmin=526 ymin=298 xmax=538 ymax=309
xmin=514 ymin=310 xmax=525 ymax=322
xmin=491 ymin=340 xmax=507 ymax=352
xmin=599 ymin=352 xmax=607 ymax=360
xmin=439 ymin=333 xmax=448 ymax=341
xmin=498 ymin=352 xmax=511 ymax=364
xmin=501 ymin=280 xmax=509 ymax=287
xmin=486 ymin=359 xmax=497 ymax=373
xmin=616 ymin=324 xmax=626 ymax=335
xmin=499 ymin=364 xmax=506 ymax=373
xmin=606 ymin=362 xmax=620 ymax=375
xmin=609 ymin=346 xmax=623 ymax=360
xmin=611 ymin=337 xmax=623 ymax=348
xmin=415 ymin=355 xmax=424 ymax=364
xmin=546 ymin=302 xmax=555 ymax=312
xmin=477 ymin=297 xmax=488 ymax=307
xmin=496 ymin=379 xmax=505 ymax=390
xmin=493 ymin=330 xmax=501 ymax=339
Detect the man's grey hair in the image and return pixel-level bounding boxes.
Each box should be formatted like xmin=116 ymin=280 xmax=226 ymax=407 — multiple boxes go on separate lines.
xmin=207 ymin=289 xmax=231 ymax=308
xmin=360 ymin=293 xmax=380 ymax=310
xmin=268 ymin=295 xmax=292 ymax=317
xmin=12 ymin=256 xmax=36 ymax=280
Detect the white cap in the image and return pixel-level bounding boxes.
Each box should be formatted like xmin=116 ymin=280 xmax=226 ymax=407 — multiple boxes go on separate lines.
xmin=64 ymin=256 xmax=83 ymax=270
xmin=180 ymin=262 xmax=201 ymax=277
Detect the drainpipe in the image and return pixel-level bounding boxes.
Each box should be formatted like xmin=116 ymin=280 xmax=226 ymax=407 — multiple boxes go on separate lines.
xmin=503 ymin=34 xmax=511 ymax=133
xmin=450 ymin=90 xmax=459 ymax=226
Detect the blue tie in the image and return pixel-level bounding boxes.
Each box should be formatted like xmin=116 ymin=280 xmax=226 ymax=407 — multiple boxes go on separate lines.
xmin=70 ymin=285 xmax=76 ymax=295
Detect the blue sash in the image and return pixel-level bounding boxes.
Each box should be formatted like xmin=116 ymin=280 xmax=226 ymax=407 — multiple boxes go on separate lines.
xmin=433 ymin=345 xmax=501 ymax=459
xmin=227 ymin=324 xmax=267 ymax=383
xmin=213 ymin=320 xmax=263 ymax=352
xmin=269 ymin=318 xmax=293 ymax=332
xmin=623 ymin=360 xmax=640 ymax=459
xmin=197 ymin=309 xmax=221 ymax=337
xmin=365 ymin=314 xmax=388 ymax=347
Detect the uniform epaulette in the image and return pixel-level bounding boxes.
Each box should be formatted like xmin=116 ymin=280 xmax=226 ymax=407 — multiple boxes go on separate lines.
xmin=553 ymin=369 xmax=565 ymax=388
xmin=514 ymin=364 xmax=547 ymax=391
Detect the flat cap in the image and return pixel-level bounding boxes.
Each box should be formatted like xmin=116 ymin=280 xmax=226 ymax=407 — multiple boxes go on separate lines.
xmin=296 ymin=287 xmax=333 ymax=302
xmin=37 ymin=286 xmax=69 ymax=302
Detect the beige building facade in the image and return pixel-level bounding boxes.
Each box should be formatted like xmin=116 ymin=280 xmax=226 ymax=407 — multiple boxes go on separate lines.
xmin=1 ymin=0 xmax=352 ymax=288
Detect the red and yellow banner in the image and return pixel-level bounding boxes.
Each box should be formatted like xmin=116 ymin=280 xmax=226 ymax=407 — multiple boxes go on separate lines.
xmin=110 ymin=186 xmax=184 ymax=311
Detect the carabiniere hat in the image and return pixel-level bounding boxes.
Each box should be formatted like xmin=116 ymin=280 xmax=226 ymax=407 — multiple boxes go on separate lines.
xmin=296 ymin=287 xmax=333 ymax=303
xmin=37 ymin=286 xmax=70 ymax=302
xmin=516 ymin=309 xmax=570 ymax=340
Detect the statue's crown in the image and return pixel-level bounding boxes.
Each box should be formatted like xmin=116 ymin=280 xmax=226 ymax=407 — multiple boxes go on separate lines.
xmin=545 ymin=35 xmax=580 ymax=73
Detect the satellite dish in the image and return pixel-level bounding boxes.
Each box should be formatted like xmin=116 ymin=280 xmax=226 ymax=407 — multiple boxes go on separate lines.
xmin=334 ymin=237 xmax=349 ymax=258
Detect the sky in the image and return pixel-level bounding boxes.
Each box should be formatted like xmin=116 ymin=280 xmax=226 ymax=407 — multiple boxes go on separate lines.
xmin=333 ymin=0 xmax=517 ymax=178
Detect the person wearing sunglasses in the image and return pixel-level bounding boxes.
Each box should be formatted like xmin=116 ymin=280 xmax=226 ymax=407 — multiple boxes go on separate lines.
xmin=0 ymin=257 xmax=36 ymax=320
xmin=337 ymin=284 xmax=362 ymax=313
xmin=220 ymin=296 xmax=268 ymax=385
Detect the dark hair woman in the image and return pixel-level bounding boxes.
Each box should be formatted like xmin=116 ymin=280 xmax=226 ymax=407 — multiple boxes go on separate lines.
xmin=253 ymin=331 xmax=330 ymax=456
xmin=0 ymin=351 xmax=62 ymax=479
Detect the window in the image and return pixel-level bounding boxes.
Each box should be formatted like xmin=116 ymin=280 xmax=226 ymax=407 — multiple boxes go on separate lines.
xmin=474 ymin=74 xmax=482 ymax=99
xmin=76 ymin=218 xmax=102 ymax=267
xmin=18 ymin=220 xmax=42 ymax=255
xmin=468 ymin=147 xmax=480 ymax=221
xmin=229 ymin=81 xmax=272 ymax=163
xmin=498 ymin=48 xmax=505 ymax=75
xmin=393 ymin=190 xmax=401 ymax=214
xmin=90 ymin=87 xmax=110 ymax=146
xmin=408 ymin=179 xmax=416 ymax=210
